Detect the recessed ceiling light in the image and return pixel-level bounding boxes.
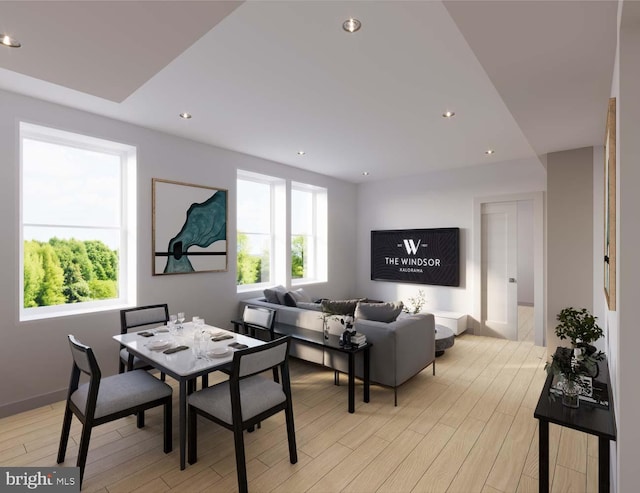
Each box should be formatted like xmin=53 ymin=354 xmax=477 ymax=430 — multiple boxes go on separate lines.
xmin=1 ymin=34 xmax=21 ymax=48
xmin=485 ymin=149 xmax=495 ymax=155
xmin=362 ymin=171 xmax=370 ymax=176
xmin=442 ymin=111 xmax=455 ymax=118
xmin=297 ymin=151 xmax=306 ymax=156
xmin=179 ymin=112 xmax=192 ymax=119
xmin=343 ymin=18 xmax=361 ymax=33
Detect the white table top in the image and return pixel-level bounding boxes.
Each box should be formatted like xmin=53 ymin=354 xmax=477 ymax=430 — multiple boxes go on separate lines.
xmin=114 ymin=322 xmax=264 ymax=378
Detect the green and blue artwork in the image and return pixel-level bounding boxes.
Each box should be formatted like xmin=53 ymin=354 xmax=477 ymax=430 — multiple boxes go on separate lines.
xmin=153 ymin=179 xmax=227 ymax=275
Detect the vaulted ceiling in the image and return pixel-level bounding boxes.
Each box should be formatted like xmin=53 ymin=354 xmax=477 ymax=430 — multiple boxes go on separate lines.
xmin=0 ymin=1 xmax=617 ymax=183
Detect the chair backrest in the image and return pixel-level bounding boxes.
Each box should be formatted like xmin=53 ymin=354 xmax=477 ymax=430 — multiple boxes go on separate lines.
xmin=242 ymin=305 xmax=275 ymax=331
xmin=231 ymin=336 xmax=290 ymax=380
xmin=120 ymin=304 xmax=169 ymax=334
xmin=67 ymin=335 xmax=102 ymax=417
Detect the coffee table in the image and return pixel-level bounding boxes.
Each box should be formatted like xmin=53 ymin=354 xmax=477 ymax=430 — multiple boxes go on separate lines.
xmin=435 ymin=324 xmax=455 ymax=356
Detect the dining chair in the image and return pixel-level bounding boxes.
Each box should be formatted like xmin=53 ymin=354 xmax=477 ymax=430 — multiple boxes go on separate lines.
xmin=187 ymin=336 xmax=297 ymax=493
xmin=57 ymin=335 xmax=172 ymax=488
xmin=119 ymin=304 xmax=169 ymax=378
xmin=241 ymin=304 xmax=278 ymax=382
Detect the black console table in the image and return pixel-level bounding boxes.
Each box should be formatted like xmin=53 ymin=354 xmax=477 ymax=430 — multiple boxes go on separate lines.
xmin=534 ymin=348 xmax=617 ymax=493
xmin=232 ymin=319 xmax=371 ymax=413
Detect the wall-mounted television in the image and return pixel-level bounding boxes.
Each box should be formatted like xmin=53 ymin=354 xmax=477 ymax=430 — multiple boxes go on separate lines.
xmin=371 ymin=228 xmax=460 ymax=286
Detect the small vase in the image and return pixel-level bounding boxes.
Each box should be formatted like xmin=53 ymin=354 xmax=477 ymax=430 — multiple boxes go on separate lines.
xmin=561 ymin=378 xmax=580 ymax=408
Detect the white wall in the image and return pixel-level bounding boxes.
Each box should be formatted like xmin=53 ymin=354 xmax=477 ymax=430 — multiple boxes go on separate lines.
xmin=546 ymin=147 xmax=594 ymax=351
xmin=517 ymin=200 xmax=535 ymax=305
xmin=0 ymin=89 xmax=357 ymax=416
xmin=355 ymin=157 xmax=546 ymax=325
xmin=612 ymin=3 xmax=640 ymax=491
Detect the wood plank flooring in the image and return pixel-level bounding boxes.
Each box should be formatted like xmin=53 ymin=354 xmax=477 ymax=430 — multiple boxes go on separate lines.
xmin=0 ymin=334 xmax=597 ymax=492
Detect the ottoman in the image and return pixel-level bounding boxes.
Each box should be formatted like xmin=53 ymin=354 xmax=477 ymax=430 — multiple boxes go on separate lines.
xmin=435 ymin=324 xmax=455 ymax=356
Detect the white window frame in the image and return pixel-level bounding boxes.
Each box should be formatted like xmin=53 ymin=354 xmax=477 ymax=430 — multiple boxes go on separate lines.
xmin=291 ymin=181 xmax=327 ymax=285
xmin=19 ymin=122 xmax=137 ymax=321
xmin=236 ymin=170 xmax=285 ymax=293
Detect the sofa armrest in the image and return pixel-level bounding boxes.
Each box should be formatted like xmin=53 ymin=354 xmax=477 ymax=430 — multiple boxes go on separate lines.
xmin=354 ymin=312 xmax=435 ymax=387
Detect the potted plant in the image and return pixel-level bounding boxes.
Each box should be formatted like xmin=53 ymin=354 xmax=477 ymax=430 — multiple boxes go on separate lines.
xmin=546 ymin=307 xmax=605 ymax=406
xmin=555 ymin=307 xmax=603 ymax=355
xmin=403 ymin=290 xmax=426 ymax=315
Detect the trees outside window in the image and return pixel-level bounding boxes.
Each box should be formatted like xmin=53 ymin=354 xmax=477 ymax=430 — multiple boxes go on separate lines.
xmin=20 ymin=123 xmax=136 ymax=320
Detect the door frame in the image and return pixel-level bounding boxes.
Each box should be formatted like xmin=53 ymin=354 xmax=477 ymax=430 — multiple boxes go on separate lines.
xmin=473 ymin=192 xmax=545 ymax=346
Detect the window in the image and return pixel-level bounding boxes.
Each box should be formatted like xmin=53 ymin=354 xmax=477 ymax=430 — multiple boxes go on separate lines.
xmin=20 ymin=123 xmax=136 ymax=320
xmin=291 ymin=182 xmax=327 ymax=284
xmin=236 ymin=170 xmax=285 ymax=290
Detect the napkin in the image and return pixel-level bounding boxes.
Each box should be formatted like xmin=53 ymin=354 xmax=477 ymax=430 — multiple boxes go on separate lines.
xmin=163 ymin=345 xmax=189 ymax=354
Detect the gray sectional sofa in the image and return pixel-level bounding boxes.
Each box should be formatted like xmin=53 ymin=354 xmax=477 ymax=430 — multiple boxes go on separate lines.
xmin=238 ymin=296 xmax=436 ymax=403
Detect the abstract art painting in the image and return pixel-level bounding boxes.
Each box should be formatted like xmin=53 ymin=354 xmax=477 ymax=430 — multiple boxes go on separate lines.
xmin=153 ymin=178 xmax=227 ymax=275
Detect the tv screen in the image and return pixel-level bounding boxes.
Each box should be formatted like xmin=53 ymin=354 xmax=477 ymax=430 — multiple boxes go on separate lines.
xmin=371 ymin=228 xmax=460 ymax=286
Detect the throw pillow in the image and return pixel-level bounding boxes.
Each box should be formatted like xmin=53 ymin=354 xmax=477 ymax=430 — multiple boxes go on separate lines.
xmin=263 ymin=285 xmax=287 ymax=305
xmin=355 ymin=301 xmax=404 ymax=323
xmin=289 ymin=288 xmax=311 ymax=303
xmin=283 ymin=292 xmax=298 ymax=307
xmin=321 ymin=299 xmax=363 ymax=316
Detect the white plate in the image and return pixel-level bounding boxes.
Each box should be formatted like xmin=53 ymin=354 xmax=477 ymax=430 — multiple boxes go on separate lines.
xmin=148 ymin=339 xmax=171 ymax=350
xmin=207 ymin=347 xmax=231 ymax=358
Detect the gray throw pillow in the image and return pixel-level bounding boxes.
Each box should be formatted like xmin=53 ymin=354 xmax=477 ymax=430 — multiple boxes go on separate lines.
xmin=289 ymin=288 xmax=311 ymax=303
xmin=263 ymin=285 xmax=287 ymax=305
xmin=321 ymin=299 xmax=363 ymax=316
xmin=355 ymin=301 xmax=404 ymax=323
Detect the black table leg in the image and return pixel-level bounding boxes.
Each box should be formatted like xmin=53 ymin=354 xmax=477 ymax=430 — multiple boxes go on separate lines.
xmin=348 ymin=352 xmax=355 ymax=413
xmin=598 ymin=437 xmax=610 ymax=493
xmin=539 ymin=419 xmax=549 ymax=493
xmin=363 ymin=346 xmax=370 ymax=403
xmin=179 ymin=379 xmax=187 ymax=470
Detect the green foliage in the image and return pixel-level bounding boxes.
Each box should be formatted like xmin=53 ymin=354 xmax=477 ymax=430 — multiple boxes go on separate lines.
xmin=236 ymin=233 xmax=263 ymax=285
xmin=85 ymin=240 xmax=118 ymax=281
xmin=555 ymin=307 xmax=603 ymax=346
xmin=89 ymin=279 xmax=117 ymax=299
xmin=291 ymin=235 xmax=306 ymax=279
xmin=23 ymin=238 xmax=118 ymax=308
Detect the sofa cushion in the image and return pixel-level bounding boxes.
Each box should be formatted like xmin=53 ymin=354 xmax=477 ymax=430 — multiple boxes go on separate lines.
xmin=321 ymin=299 xmax=362 ymax=316
xmin=296 ymin=301 xmax=323 ymax=312
xmin=283 ymin=288 xmax=312 ymax=307
xmin=355 ymin=301 xmax=404 ymax=323
xmin=264 ymin=285 xmax=287 ymax=305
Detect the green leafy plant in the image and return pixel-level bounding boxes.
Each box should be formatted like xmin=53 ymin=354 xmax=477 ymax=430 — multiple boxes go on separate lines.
xmin=555 ymin=307 xmax=603 ymax=347
xmin=403 ymin=290 xmax=426 ymax=314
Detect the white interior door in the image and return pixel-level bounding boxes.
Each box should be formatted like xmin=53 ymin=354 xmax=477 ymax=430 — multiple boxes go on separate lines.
xmin=481 ymin=201 xmax=518 ymax=340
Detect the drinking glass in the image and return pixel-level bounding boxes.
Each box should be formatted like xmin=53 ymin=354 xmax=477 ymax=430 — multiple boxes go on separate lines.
xmin=177 ymin=312 xmax=185 ymax=329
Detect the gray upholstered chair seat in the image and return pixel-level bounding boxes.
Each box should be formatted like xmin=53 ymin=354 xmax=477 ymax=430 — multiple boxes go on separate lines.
xmin=119 ymin=348 xmax=151 ymax=371
xmin=188 ymin=375 xmax=285 ymax=425
xmin=71 ymin=370 xmax=172 ymax=419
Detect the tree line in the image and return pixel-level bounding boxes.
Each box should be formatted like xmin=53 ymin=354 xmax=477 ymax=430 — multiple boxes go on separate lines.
xmin=236 ymin=233 xmax=306 ymax=285
xmin=24 ymin=238 xmax=118 ymax=308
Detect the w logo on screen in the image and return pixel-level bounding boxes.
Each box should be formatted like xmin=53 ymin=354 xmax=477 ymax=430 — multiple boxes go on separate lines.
xmin=403 ymin=239 xmax=421 ymax=255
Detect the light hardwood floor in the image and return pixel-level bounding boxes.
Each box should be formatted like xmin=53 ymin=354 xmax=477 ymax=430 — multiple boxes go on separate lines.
xmin=0 ymin=334 xmax=599 ymax=492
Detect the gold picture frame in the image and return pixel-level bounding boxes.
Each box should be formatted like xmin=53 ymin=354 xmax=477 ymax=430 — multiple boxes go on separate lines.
xmin=604 ymin=98 xmax=616 ymax=310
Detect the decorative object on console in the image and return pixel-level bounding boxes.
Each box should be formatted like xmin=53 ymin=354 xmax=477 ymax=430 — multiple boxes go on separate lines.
xmin=403 ymin=289 xmax=426 ymax=314
xmin=152 ymin=178 xmax=227 ymax=275
xmin=555 ymin=307 xmax=604 ymax=377
xmin=546 ymin=307 xmax=605 ymax=407
xmin=370 ymin=228 xmax=460 ymax=286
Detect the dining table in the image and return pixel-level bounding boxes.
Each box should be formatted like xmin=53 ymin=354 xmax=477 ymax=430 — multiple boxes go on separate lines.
xmin=113 ymin=322 xmax=265 ymax=470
